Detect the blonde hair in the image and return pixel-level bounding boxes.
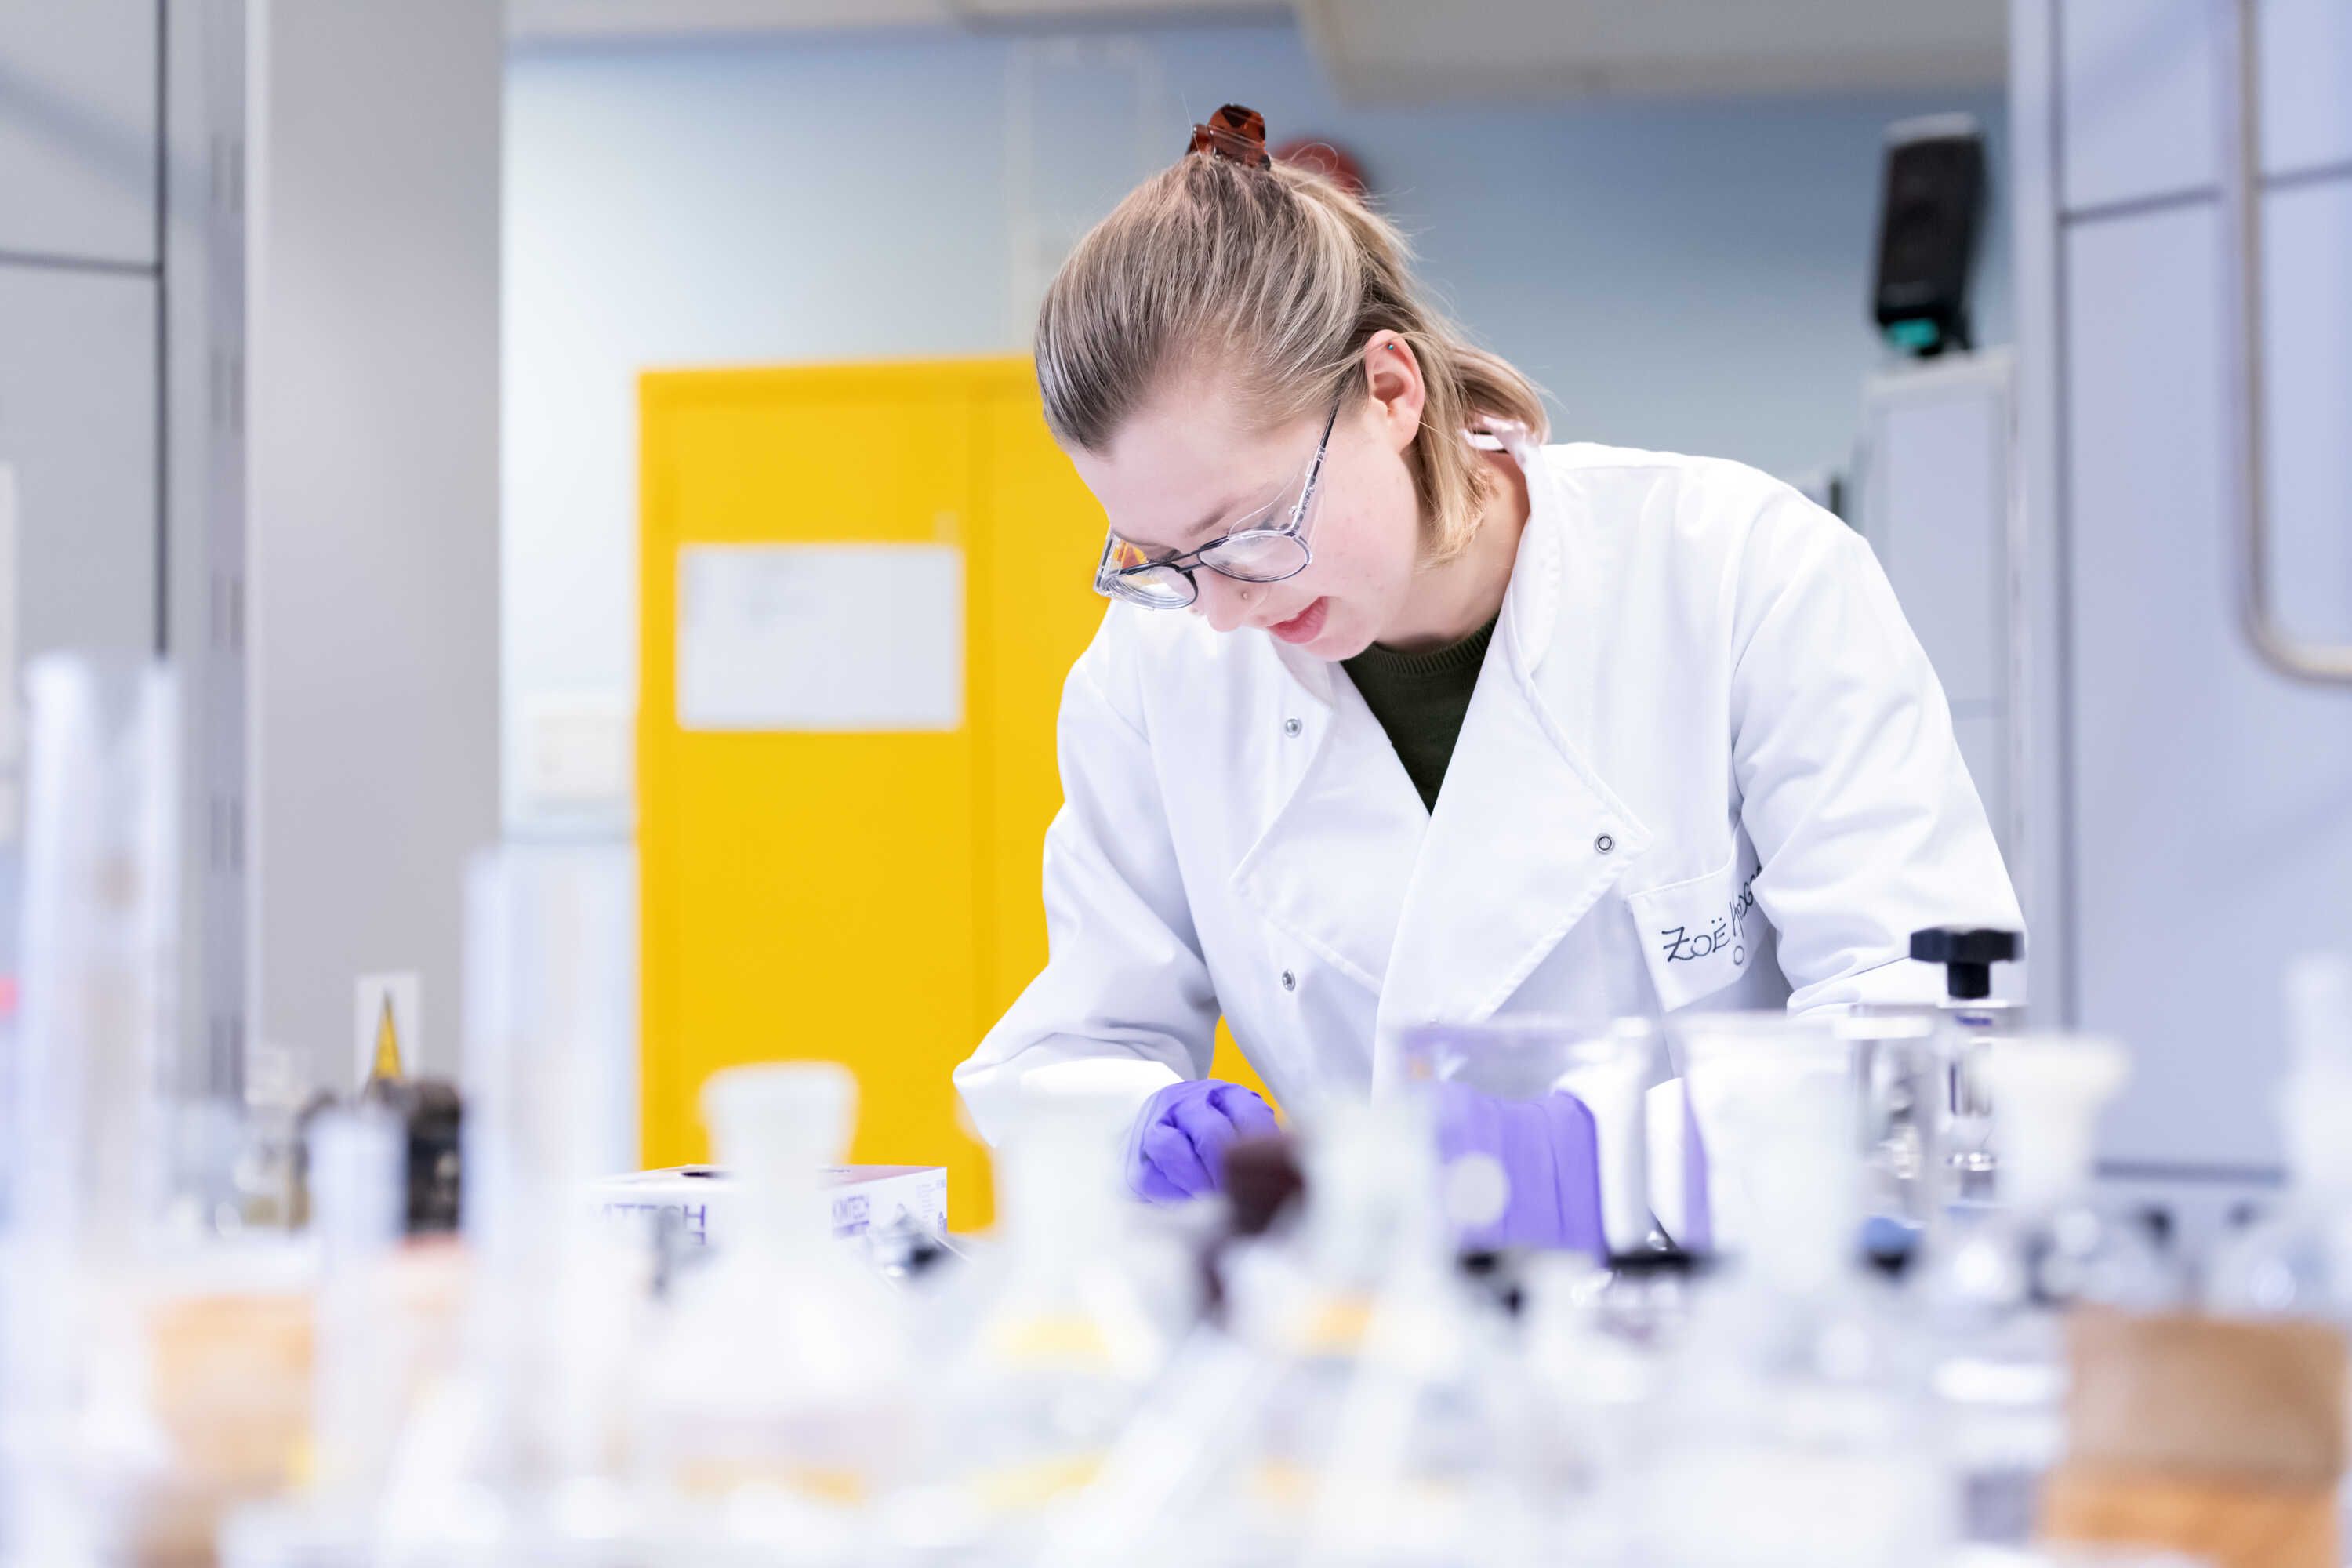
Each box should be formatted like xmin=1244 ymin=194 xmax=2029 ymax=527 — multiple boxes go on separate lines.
xmin=1035 ymin=140 xmax=1549 ymax=564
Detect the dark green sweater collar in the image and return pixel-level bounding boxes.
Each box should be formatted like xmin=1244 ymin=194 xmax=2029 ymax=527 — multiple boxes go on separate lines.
xmin=1344 ymin=615 xmax=1499 ymax=681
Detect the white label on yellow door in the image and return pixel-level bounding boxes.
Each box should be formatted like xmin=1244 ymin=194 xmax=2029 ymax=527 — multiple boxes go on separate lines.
xmin=677 ymin=543 xmax=964 ymax=731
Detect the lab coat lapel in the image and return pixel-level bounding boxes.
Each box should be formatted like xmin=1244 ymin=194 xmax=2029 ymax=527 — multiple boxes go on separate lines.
xmin=1229 ymin=642 xmax=1428 ymax=996
xmin=1373 ymin=445 xmax=1653 ymax=1083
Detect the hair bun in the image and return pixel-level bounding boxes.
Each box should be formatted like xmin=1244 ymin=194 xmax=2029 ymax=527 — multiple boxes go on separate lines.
xmin=1187 ymin=104 xmax=1272 ymax=169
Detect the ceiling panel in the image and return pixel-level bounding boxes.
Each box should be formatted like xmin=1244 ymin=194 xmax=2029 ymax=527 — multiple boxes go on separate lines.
xmin=1298 ymin=0 xmax=2003 ymax=102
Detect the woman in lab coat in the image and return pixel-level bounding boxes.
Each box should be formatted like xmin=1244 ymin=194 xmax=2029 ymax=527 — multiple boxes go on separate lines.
xmin=953 ymin=106 xmax=2020 ymax=1242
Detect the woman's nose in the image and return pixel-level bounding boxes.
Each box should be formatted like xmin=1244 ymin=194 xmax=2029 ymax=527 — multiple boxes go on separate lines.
xmin=1193 ymin=573 xmax=1253 ymax=634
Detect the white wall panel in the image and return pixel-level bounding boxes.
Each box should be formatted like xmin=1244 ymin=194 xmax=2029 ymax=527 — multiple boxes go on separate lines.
xmin=2060 ymin=0 xmax=2217 ymax=212
xmin=2261 ymin=0 xmax=2352 ymax=176
xmin=1864 ymin=362 xmax=2010 ymax=710
xmin=2060 ymin=0 xmax=2352 ymax=211
xmin=252 ymin=0 xmax=501 ymax=1087
xmin=0 ymin=267 xmax=155 ymax=657
xmin=0 ymin=0 xmax=158 ymax=263
xmin=2064 ymin=201 xmax=2352 ymax=1171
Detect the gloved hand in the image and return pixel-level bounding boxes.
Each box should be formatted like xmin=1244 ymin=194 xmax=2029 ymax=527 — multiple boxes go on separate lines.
xmin=1436 ymin=1082 xmax=1606 ymax=1258
xmin=1127 ymin=1079 xmax=1279 ymax=1203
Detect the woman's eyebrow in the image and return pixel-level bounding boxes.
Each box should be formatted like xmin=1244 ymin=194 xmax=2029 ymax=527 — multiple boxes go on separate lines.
xmin=1182 ymin=494 xmax=1248 ymax=542
xmin=1123 ymin=493 xmax=1244 ymax=557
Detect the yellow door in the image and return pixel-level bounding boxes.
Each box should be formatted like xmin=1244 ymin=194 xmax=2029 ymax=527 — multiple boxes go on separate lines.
xmin=640 ymin=356 xmax=1270 ymax=1232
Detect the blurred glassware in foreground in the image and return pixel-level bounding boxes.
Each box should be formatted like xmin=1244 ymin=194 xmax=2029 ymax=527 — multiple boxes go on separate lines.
xmin=372 ymin=843 xmax=644 ymax=1567
xmin=1673 ymin=1011 xmax=1853 ymax=1261
xmin=217 ymin=1104 xmax=409 ymax=1568
xmin=1212 ymin=1098 xmax=1522 ymax=1566
xmin=0 ymin=715 xmax=2324 ymax=1568
xmin=1923 ymin=1033 xmax=2175 ymax=1548
xmin=903 ymin=1065 xmax=1190 ymax=1562
xmin=1842 ymin=1011 xmax=1943 ymax=1262
xmin=636 ymin=1062 xmax=915 ymax=1566
xmin=1652 ymin=1012 xmax=1953 ymax=1567
xmin=4 ymin=658 xmax=192 ymax=1565
xmin=1856 ymin=927 xmax=2028 ymax=1214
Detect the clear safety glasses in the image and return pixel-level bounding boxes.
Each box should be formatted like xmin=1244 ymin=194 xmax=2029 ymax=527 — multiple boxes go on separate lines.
xmin=1092 ymin=401 xmax=1341 ymax=609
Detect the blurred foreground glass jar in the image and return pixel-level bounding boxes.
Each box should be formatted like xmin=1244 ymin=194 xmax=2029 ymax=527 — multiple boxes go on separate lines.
xmin=1850 ymin=927 xmax=2028 ymax=1218
xmin=1918 ymin=1033 xmax=2177 ymax=1548
xmin=891 ymin=1071 xmax=1192 ymax=1564
xmin=1205 ymin=1098 xmax=1522 ymax=1568
xmin=633 ymin=1063 xmax=915 ymax=1565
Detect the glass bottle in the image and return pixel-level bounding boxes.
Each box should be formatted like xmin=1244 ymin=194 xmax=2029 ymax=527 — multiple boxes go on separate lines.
xmin=633 ymin=1062 xmax=915 ymax=1566
xmin=895 ymin=1070 xmax=1191 ymax=1564
xmin=1215 ymin=1098 xmax=1522 ymax=1568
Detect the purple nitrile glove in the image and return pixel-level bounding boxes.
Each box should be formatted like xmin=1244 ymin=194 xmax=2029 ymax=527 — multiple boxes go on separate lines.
xmin=1436 ymin=1081 xmax=1606 ymax=1258
xmin=1127 ymin=1079 xmax=1280 ymax=1203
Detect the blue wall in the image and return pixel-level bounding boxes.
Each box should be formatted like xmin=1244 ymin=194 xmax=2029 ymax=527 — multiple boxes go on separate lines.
xmin=503 ymin=20 xmax=2008 ymax=826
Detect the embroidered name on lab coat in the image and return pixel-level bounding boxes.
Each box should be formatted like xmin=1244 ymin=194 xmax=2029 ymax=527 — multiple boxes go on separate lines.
xmin=1658 ymin=870 xmax=1759 ymax=970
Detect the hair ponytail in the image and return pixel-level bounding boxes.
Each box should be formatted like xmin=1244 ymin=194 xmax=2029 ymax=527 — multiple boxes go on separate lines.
xmin=1036 ymin=118 xmax=1548 ymax=564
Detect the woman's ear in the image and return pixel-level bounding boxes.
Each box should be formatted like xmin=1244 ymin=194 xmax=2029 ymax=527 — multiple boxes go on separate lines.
xmin=1361 ymin=330 xmax=1425 ymax=454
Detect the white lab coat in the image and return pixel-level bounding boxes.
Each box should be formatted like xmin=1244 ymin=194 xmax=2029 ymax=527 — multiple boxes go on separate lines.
xmin=956 ymin=439 xmax=2021 ymax=1200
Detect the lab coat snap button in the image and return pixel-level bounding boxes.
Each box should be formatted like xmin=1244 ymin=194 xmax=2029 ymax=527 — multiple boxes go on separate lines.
xmin=1594 ymin=833 xmax=1615 ymax=855
xmin=1280 ymin=969 xmax=1297 ymax=992
xmin=1283 ymin=717 xmax=1303 ymax=738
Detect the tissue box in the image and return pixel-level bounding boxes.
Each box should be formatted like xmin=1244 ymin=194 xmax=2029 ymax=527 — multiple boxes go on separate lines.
xmin=593 ymin=1164 xmax=947 ymax=1250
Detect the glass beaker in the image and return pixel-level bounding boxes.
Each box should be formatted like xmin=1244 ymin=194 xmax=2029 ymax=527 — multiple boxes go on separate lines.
xmin=1853 ymin=993 xmax=2029 ymax=1208
xmin=1838 ymin=1011 xmax=1944 ymax=1258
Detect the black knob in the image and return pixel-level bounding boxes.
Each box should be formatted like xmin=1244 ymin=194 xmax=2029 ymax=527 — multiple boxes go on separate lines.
xmin=1910 ymin=927 xmax=2022 ymax=1000
xmin=1910 ymin=927 xmax=2021 ymax=965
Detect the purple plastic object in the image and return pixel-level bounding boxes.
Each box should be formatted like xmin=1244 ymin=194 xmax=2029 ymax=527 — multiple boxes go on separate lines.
xmin=1127 ymin=1079 xmax=1280 ymax=1203
xmin=1436 ymin=1081 xmax=1606 ymax=1258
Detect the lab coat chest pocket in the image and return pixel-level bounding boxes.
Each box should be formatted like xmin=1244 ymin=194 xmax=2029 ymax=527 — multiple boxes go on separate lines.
xmin=1623 ymin=834 xmax=1765 ymax=1013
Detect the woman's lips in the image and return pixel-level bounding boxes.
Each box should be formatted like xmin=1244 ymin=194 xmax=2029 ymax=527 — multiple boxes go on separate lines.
xmin=1269 ymin=597 xmax=1329 ymax=645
